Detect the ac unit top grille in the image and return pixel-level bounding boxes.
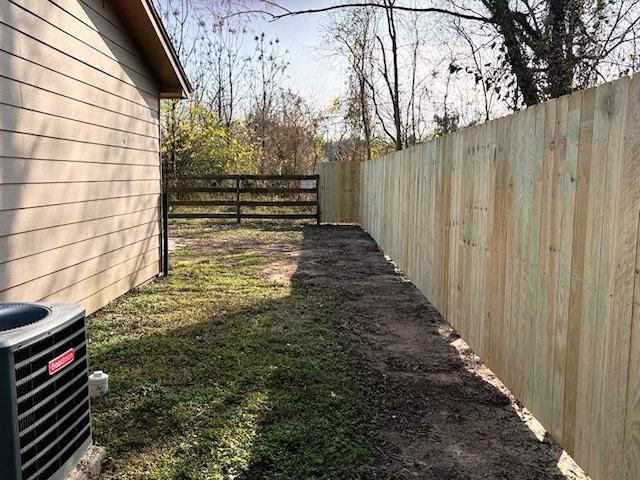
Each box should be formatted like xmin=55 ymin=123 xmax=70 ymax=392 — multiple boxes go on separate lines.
xmin=0 ymin=304 xmax=50 ymax=332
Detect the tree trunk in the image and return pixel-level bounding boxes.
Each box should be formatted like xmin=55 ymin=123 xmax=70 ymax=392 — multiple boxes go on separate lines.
xmin=487 ymin=0 xmax=540 ymax=106
xmin=547 ymin=0 xmax=573 ymax=98
xmin=385 ymin=1 xmax=403 ymax=150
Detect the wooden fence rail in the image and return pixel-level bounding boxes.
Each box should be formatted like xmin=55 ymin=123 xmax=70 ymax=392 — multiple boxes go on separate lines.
xmin=316 ymin=74 xmax=640 ymax=480
xmin=163 ymin=174 xmax=320 ymax=223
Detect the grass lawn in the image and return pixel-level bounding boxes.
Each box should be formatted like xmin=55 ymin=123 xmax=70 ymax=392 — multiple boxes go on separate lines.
xmin=87 ymin=223 xmax=371 ymax=479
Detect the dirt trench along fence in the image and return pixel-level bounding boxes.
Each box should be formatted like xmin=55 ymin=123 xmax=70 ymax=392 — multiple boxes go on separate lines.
xmin=316 ymin=74 xmax=640 ymax=480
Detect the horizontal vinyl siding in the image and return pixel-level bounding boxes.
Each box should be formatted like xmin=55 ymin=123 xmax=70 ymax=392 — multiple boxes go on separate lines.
xmin=0 ymin=55 xmax=158 ymax=124
xmin=0 ymin=131 xmax=160 ymax=166
xmin=0 ymin=208 xmax=160 ymax=263
xmin=12 ymin=0 xmax=153 ymax=81
xmin=1 ymin=73 xmax=158 ymax=139
xmin=0 ymin=191 xmax=160 ymax=233
xmin=0 ymin=158 xmax=160 ymax=184
xmin=76 ymin=262 xmax=162 ymax=318
xmin=0 ymin=0 xmax=163 ymax=314
xmin=1 ymin=232 xmax=160 ymax=300
xmin=0 ymin=102 xmax=158 ymax=151
xmin=2 ymin=1 xmax=159 ymax=104
xmin=0 ymin=180 xmax=158 ymax=210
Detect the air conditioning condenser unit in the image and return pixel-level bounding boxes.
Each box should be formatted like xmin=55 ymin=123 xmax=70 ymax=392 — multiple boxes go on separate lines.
xmin=0 ymin=302 xmax=92 ymax=480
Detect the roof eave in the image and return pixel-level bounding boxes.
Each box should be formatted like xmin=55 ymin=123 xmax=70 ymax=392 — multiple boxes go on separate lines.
xmin=111 ymin=0 xmax=192 ymax=99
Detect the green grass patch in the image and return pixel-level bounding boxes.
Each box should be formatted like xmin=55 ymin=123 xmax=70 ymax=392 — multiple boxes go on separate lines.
xmin=88 ymin=224 xmax=371 ymax=479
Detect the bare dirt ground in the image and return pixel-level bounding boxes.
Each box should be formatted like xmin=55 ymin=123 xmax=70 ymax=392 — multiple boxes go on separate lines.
xmin=295 ymin=225 xmax=592 ymax=480
xmin=178 ymin=224 xmax=591 ymax=480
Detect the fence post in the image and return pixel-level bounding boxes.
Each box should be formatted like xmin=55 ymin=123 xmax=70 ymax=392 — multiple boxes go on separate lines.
xmin=236 ymin=176 xmax=241 ymax=223
xmin=315 ymin=174 xmax=320 ymax=225
xmin=162 ymin=192 xmax=169 ymax=277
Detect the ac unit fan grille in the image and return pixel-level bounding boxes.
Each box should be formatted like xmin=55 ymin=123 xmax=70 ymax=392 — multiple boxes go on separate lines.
xmin=13 ymin=318 xmax=91 ymax=480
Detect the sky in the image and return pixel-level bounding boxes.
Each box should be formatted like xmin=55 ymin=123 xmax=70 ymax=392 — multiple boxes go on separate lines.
xmin=153 ymin=0 xmax=347 ymax=108
xmin=241 ymin=1 xmax=499 ymax=123
xmin=154 ymin=0 xmax=503 ymax=132
xmin=240 ymin=0 xmax=347 ymax=107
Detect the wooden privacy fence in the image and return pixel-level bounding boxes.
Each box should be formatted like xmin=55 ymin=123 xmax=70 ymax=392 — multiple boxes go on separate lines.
xmin=317 ymin=74 xmax=640 ymax=480
xmin=315 ymin=162 xmax=360 ymax=223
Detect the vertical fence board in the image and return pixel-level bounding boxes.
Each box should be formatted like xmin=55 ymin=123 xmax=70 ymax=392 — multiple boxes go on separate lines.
xmin=522 ymin=105 xmax=545 ymax=410
xmin=511 ymin=108 xmax=528 ymax=399
xmin=502 ymin=115 xmax=517 ymax=391
xmin=488 ymin=117 xmax=507 ymax=379
xmin=623 ymin=74 xmax=640 ymax=480
xmin=573 ymin=81 xmax=618 ymax=476
xmin=625 ymin=211 xmax=640 ymax=479
xmin=591 ymin=77 xmax=633 ymax=480
xmin=533 ymin=97 xmax=569 ymax=434
xmin=441 ymin=138 xmax=452 ymax=317
xmin=590 ymin=76 xmax=637 ymax=480
xmin=461 ymin=129 xmax=473 ymax=342
xmin=532 ymin=98 xmax=556 ymax=427
xmin=448 ymin=132 xmax=462 ymax=331
xmin=563 ymin=86 xmax=596 ymax=455
xmin=482 ymin=122 xmax=497 ymax=364
xmin=551 ymin=91 xmax=580 ymax=441
xmin=316 ymin=162 xmax=360 ymax=223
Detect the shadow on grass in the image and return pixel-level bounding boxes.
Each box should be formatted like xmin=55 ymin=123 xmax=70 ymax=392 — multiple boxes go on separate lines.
xmin=88 ymin=224 xmax=573 ymax=480
xmin=88 ymin=223 xmax=369 ymax=479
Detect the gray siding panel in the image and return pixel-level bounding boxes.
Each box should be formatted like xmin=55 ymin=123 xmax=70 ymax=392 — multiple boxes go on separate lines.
xmin=0 ymin=0 xmax=163 ymax=314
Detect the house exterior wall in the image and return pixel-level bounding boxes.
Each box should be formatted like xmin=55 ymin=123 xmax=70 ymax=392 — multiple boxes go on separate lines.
xmin=0 ymin=0 xmax=163 ymax=314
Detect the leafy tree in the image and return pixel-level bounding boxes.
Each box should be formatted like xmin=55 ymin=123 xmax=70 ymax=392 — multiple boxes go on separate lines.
xmin=155 ymin=1 xmax=321 ymax=176
xmin=161 ymin=102 xmax=258 ymax=181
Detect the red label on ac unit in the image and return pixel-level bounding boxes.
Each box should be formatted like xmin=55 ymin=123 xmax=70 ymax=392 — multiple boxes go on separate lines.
xmin=48 ymin=348 xmax=75 ymax=375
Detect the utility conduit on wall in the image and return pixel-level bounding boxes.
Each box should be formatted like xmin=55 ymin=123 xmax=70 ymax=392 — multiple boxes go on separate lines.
xmin=317 ymin=74 xmax=640 ymax=480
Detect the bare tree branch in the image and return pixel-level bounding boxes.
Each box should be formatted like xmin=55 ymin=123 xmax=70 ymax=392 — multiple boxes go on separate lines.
xmin=226 ymin=2 xmax=492 ymax=23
